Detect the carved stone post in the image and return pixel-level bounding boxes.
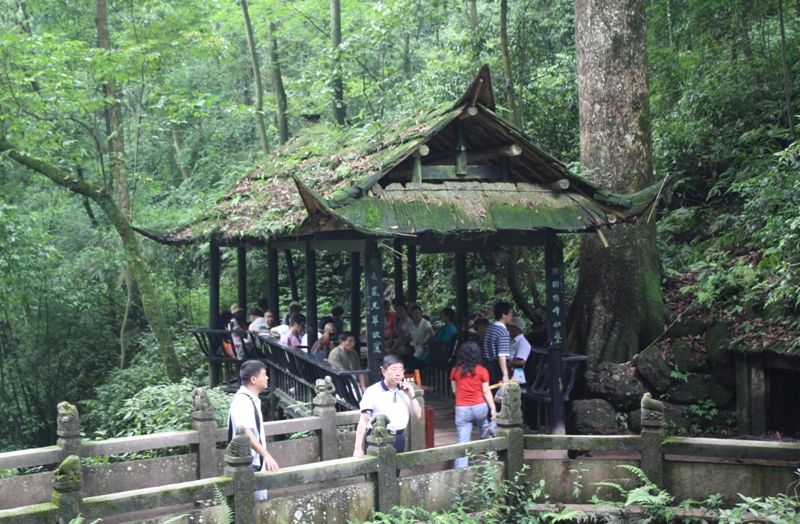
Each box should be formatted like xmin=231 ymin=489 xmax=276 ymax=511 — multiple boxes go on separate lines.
xmin=408 ymin=385 xmax=426 ymax=451
xmin=496 ymin=382 xmax=524 ymax=484
xmin=52 ymin=455 xmax=83 ymax=524
xmin=640 ymin=393 xmax=665 ymax=487
xmin=56 ymin=402 xmax=81 ymax=460
xmin=312 ymin=377 xmax=338 ymax=461
xmin=225 ymin=427 xmax=255 ymax=524
xmin=366 ymin=415 xmax=399 ymax=513
xmin=192 ymin=387 xmax=218 ymax=478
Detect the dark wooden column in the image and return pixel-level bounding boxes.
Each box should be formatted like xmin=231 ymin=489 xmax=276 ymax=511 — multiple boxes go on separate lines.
xmin=209 ymin=238 xmax=221 ymax=388
xmin=209 ymin=238 xmax=220 ymax=329
xmin=305 ymin=239 xmax=318 ymax=349
xmin=350 ymin=252 xmax=362 ymax=336
xmin=545 ymin=231 xmax=566 ymax=435
xmin=237 ymin=246 xmax=247 ymax=310
xmin=268 ymin=245 xmax=279 ymax=320
xmin=455 ymin=253 xmax=469 ymax=329
xmin=393 ymin=239 xmax=404 ymax=304
xmin=365 ymin=241 xmax=386 ymax=382
xmin=499 ymin=155 xmax=510 ymax=182
xmin=407 ymin=244 xmax=418 ymax=304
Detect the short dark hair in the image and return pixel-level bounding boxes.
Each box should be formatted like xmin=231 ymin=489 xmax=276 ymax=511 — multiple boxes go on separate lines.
xmin=290 ymin=313 xmax=306 ymax=325
xmin=240 ymin=360 xmax=267 ymax=384
xmin=411 ymin=305 xmax=422 ymax=313
xmin=331 ymin=305 xmax=345 ymax=317
xmin=441 ymin=307 xmax=455 ymax=322
xmin=473 ymin=317 xmax=490 ymax=329
xmin=382 ymin=354 xmax=404 ymax=369
xmin=493 ymin=301 xmax=512 ymax=320
xmin=339 ymin=331 xmax=355 ymax=343
xmin=249 ymin=308 xmax=264 ymax=317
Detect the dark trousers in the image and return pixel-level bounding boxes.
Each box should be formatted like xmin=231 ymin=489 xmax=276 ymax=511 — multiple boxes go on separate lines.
xmin=483 ymin=359 xmax=503 ymax=386
xmin=365 ymin=428 xmax=406 ymax=476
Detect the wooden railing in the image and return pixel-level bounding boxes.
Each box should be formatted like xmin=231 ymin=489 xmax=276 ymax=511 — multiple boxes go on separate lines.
xmin=187 ymin=327 xmax=370 ymax=413
xmin=3 ymin=386 xmax=800 ymax=524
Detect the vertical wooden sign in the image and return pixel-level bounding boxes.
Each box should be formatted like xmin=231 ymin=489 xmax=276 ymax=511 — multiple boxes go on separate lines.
xmin=545 ymin=231 xmax=566 ymax=434
xmin=545 ymin=234 xmax=566 ymax=349
xmin=364 ymin=242 xmax=386 ymax=382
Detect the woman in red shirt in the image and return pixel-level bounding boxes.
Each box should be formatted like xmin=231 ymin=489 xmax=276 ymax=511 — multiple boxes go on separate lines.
xmin=449 ymin=341 xmax=497 ymax=468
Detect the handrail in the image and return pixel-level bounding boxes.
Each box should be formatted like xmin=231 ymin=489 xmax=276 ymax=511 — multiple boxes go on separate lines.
xmin=662 ymin=436 xmax=800 ymax=462
xmin=525 ymin=434 xmax=642 ymax=452
xmin=256 ymin=456 xmax=378 ymax=491
xmin=0 ymin=446 xmax=63 ymax=471
xmin=81 ymin=430 xmax=199 ymax=457
xmin=395 ymin=437 xmax=508 ymax=468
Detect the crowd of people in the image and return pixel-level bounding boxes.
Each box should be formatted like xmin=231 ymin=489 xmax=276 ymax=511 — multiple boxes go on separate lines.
xmin=225 ymin=297 xmax=532 ymax=481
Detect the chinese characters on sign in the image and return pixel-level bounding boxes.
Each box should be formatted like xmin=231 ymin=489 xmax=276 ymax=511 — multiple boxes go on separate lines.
xmin=364 ymin=247 xmax=386 ymax=375
xmin=545 ymin=237 xmax=566 ymax=349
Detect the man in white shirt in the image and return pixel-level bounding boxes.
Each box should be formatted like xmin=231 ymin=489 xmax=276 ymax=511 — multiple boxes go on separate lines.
xmin=507 ymin=317 xmax=531 ymax=383
xmin=227 ymin=360 xmax=279 ymax=500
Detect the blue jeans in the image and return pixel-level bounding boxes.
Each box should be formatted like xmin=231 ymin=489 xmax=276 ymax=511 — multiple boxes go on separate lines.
xmin=454 ymin=403 xmax=490 ymax=469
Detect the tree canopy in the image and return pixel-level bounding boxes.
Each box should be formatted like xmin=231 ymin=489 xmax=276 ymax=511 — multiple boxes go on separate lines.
xmin=0 ymin=0 xmax=797 ymax=449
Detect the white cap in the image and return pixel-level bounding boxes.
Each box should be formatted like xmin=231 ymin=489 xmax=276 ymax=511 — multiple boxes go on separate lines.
xmin=508 ymin=317 xmax=526 ymax=330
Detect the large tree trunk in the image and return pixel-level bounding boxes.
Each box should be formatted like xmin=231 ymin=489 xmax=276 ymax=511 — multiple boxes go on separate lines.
xmin=778 ymin=0 xmax=796 ymax=140
xmin=0 ymin=139 xmax=184 ymax=382
xmin=267 ymin=21 xmax=289 ymax=145
xmin=330 ymin=0 xmax=346 ymax=126
xmin=240 ymin=0 xmax=270 ymax=155
xmin=568 ymin=0 xmax=666 ymax=369
xmin=96 ymin=0 xmax=130 ymax=220
xmin=499 ymin=0 xmax=520 ymax=128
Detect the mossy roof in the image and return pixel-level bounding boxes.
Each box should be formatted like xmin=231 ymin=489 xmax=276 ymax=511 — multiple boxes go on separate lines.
xmin=157 ymin=66 xmax=659 ymax=246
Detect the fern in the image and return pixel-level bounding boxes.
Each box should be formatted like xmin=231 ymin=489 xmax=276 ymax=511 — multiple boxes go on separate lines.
xmin=215 ymin=485 xmax=233 ymax=524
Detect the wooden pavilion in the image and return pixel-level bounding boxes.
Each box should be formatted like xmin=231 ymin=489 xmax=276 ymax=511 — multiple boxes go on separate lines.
xmin=149 ymin=66 xmax=658 ymax=433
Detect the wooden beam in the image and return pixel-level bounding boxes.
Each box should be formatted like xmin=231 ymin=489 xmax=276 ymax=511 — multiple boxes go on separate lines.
xmin=419 ymin=165 xmax=500 ymax=181
xmin=209 ymin=239 xmax=220 ymax=330
xmin=467 ymin=143 xmax=522 ymax=163
xmin=305 ymin=239 xmax=318 ymax=348
xmin=454 ymin=120 xmax=467 ymax=176
xmin=310 ymin=239 xmax=365 ymax=252
xmin=455 ymin=253 xmax=468 ymax=328
xmin=350 ymin=252 xmax=361 ymax=336
xmin=499 ymin=155 xmax=510 ymax=183
xmin=393 ymin=239 xmax=404 ymax=304
xmin=458 ymin=106 xmax=479 ymax=119
xmin=411 ymin=156 xmax=422 ymax=183
xmin=411 ymin=144 xmax=430 ymax=158
xmin=547 ymin=179 xmax=570 ymax=190
xmin=268 ymin=246 xmax=279 ymax=321
xmin=237 ymin=246 xmax=247 ymax=310
xmin=407 ymin=244 xmax=418 ymax=304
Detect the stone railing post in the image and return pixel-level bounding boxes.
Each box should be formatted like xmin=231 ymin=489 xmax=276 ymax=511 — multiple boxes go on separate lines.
xmin=366 ymin=415 xmax=399 ymax=513
xmin=640 ymin=393 xmax=665 ymax=487
xmin=225 ymin=426 xmax=255 ymax=524
xmin=496 ymin=382 xmax=524 ymax=484
xmin=56 ymin=402 xmax=81 ymax=459
xmin=52 ymin=455 xmax=83 ymax=524
xmin=313 ymin=377 xmax=339 ymax=461
xmin=408 ymin=385 xmax=425 ymax=451
xmin=192 ymin=387 xmax=218 ymax=478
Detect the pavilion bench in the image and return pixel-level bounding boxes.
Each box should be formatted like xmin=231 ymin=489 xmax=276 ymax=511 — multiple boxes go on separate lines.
xmin=186 ymin=328 xmax=250 ymax=390
xmin=520 ymin=347 xmax=588 ymax=431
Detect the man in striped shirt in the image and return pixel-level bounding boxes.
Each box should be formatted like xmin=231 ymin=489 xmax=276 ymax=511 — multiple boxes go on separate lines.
xmin=482 ymin=301 xmax=514 ymax=385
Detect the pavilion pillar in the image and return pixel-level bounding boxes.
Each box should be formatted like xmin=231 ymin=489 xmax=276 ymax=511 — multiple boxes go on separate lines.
xmin=544 ymin=231 xmax=566 ymax=435
xmin=209 ymin=238 xmax=220 ymax=329
xmin=268 ymin=245 xmax=280 ymax=320
xmin=455 ymin=253 xmax=468 ymax=330
xmin=237 ymin=246 xmax=247 ymax=310
xmin=407 ymin=244 xmax=418 ymax=305
xmin=499 ymin=155 xmax=510 ymax=182
xmin=365 ymin=241 xmax=386 ymax=382
xmin=393 ymin=239 xmax=404 ymax=304
xmin=305 ymin=239 xmax=318 ymax=349
xmin=350 ymin=252 xmax=361 ymax=335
